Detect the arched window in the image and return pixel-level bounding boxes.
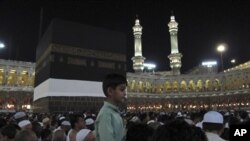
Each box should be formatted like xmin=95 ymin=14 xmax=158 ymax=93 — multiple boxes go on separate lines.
xmin=18 ymin=71 xmax=29 ymax=86
xmin=213 ymin=79 xmax=220 ymax=91
xmin=173 ymin=81 xmax=179 ymax=92
xmin=205 ymin=80 xmax=212 ymax=91
xmin=180 ymin=80 xmax=187 ymax=92
xmin=131 ymin=80 xmax=136 ymax=92
xmin=164 ymin=81 xmax=171 ymax=93
xmin=7 ymin=70 xmax=17 ymax=86
xmin=145 ymin=81 xmax=152 ymax=93
xmin=0 ymin=68 xmax=5 ymax=85
xmin=188 ymin=80 xmax=196 ymax=92
xmin=28 ymin=72 xmax=35 ymax=86
xmin=197 ymin=80 xmax=203 ymax=91
xmin=138 ymin=81 xmax=143 ymax=92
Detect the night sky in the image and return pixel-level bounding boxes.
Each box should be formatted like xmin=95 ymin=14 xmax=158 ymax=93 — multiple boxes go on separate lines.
xmin=0 ymin=0 xmax=249 ymax=73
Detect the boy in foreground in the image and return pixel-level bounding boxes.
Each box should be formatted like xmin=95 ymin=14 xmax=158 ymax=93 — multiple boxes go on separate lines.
xmin=95 ymin=73 xmax=127 ymax=141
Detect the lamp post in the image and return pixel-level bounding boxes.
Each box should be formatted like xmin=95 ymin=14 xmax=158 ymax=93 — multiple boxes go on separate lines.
xmin=0 ymin=42 xmax=5 ymax=49
xmin=230 ymin=59 xmax=236 ymax=64
xmin=217 ymin=44 xmax=226 ymax=71
xmin=0 ymin=40 xmax=12 ymax=59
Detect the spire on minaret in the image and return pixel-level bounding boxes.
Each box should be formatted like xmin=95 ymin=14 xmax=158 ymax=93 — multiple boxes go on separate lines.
xmin=135 ymin=14 xmax=140 ymax=25
xmin=167 ymin=14 xmax=182 ymax=75
xmin=131 ymin=16 xmax=145 ymax=73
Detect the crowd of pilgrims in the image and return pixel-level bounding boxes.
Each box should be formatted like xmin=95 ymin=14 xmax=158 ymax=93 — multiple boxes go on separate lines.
xmin=0 ymin=110 xmax=249 ymax=141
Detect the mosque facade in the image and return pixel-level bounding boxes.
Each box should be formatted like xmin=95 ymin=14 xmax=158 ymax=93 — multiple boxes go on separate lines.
xmin=0 ymin=59 xmax=35 ymax=112
xmin=127 ymin=15 xmax=250 ymax=112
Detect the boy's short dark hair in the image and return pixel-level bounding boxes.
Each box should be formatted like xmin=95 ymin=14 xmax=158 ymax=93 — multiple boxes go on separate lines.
xmin=202 ymin=122 xmax=224 ymax=132
xmin=102 ymin=73 xmax=127 ymax=97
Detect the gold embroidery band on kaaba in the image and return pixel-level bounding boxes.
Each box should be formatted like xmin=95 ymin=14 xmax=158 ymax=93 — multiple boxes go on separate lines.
xmin=36 ymin=43 xmax=126 ymax=67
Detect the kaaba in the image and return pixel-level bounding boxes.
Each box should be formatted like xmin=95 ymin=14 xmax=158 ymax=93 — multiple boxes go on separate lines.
xmin=33 ymin=19 xmax=126 ymax=113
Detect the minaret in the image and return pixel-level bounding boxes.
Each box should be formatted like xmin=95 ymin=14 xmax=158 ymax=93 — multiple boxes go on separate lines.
xmin=168 ymin=13 xmax=182 ymax=75
xmin=132 ymin=16 xmax=145 ymax=72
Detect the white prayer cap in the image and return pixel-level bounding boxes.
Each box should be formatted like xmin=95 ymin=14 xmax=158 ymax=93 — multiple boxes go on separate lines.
xmin=85 ymin=118 xmax=94 ymax=125
xmin=28 ymin=114 xmax=33 ymax=118
xmin=18 ymin=120 xmax=31 ymax=129
xmin=160 ymin=112 xmax=165 ymax=115
xmin=224 ymin=112 xmax=230 ymax=116
xmin=39 ymin=122 xmax=43 ymax=127
xmin=203 ymin=111 xmax=223 ymax=124
xmin=61 ymin=121 xmax=71 ymax=126
xmin=42 ymin=117 xmax=50 ymax=123
xmin=59 ymin=116 xmax=66 ymax=121
xmin=76 ymin=129 xmax=91 ymax=141
xmin=176 ymin=112 xmax=182 ymax=117
xmin=184 ymin=119 xmax=194 ymax=125
xmin=159 ymin=122 xmax=164 ymax=125
xmin=130 ymin=116 xmax=140 ymax=123
xmin=14 ymin=112 xmax=26 ymax=120
xmin=196 ymin=121 xmax=203 ymax=129
xmin=147 ymin=120 xmax=155 ymax=125
xmin=83 ymin=114 xmax=87 ymax=118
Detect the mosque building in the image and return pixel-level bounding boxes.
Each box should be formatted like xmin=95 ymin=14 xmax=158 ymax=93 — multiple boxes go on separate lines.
xmin=127 ymin=14 xmax=250 ymax=112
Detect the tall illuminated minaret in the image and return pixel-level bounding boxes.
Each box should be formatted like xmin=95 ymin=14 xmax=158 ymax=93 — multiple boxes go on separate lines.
xmin=168 ymin=14 xmax=182 ymax=75
xmin=132 ymin=17 xmax=145 ymax=72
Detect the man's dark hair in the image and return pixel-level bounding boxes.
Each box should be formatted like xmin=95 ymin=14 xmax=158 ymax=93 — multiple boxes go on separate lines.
xmin=202 ymin=122 xmax=224 ymax=132
xmin=126 ymin=124 xmax=154 ymax=141
xmin=126 ymin=121 xmax=138 ymax=130
xmin=41 ymin=129 xmax=52 ymax=141
xmin=70 ymin=114 xmax=82 ymax=129
xmin=139 ymin=113 xmax=147 ymax=123
xmin=102 ymin=73 xmax=127 ymax=97
xmin=229 ymin=116 xmax=241 ymax=125
xmin=0 ymin=118 xmax=7 ymax=128
xmin=148 ymin=112 xmax=155 ymax=120
xmin=12 ymin=124 xmax=21 ymax=130
xmin=1 ymin=124 xmax=20 ymax=139
xmin=239 ymin=111 xmax=249 ymax=120
xmin=86 ymin=124 xmax=95 ymax=131
xmin=52 ymin=130 xmax=66 ymax=141
xmin=190 ymin=126 xmax=208 ymax=141
xmin=191 ymin=113 xmax=200 ymax=121
xmin=151 ymin=119 xmax=195 ymax=141
xmin=51 ymin=116 xmax=57 ymax=127
xmin=32 ymin=122 xmax=43 ymax=138
xmin=14 ymin=130 xmax=36 ymax=141
xmin=148 ymin=122 xmax=162 ymax=130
